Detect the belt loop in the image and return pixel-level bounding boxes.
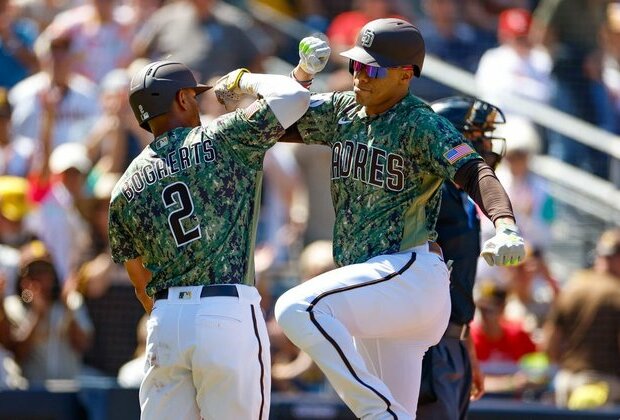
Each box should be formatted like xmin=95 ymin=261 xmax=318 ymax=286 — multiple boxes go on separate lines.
xmin=460 ymin=324 xmax=469 ymax=341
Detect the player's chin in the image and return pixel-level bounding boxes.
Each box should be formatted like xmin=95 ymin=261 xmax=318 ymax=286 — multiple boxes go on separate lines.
xmin=353 ymin=87 xmax=370 ymax=105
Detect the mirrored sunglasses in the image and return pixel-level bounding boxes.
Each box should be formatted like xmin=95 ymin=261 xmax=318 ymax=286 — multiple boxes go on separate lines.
xmin=349 ymin=60 xmax=414 ymax=79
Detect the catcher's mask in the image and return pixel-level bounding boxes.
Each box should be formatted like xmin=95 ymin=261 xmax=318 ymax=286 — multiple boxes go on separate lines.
xmin=431 ymin=96 xmax=506 ymax=169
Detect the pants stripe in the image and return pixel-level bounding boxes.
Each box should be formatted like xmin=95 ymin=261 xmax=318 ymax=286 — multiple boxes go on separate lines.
xmin=250 ymin=304 xmax=266 ymax=420
xmin=306 ymin=252 xmax=417 ymax=419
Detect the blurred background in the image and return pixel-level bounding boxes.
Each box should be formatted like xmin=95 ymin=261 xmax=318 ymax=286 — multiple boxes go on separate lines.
xmin=0 ymin=0 xmax=619 ymax=418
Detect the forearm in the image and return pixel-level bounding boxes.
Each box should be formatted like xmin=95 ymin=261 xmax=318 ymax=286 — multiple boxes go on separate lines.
xmin=455 ymin=159 xmax=515 ymax=224
xmin=124 ymin=258 xmax=153 ymax=314
xmin=291 ymin=65 xmax=314 ymax=88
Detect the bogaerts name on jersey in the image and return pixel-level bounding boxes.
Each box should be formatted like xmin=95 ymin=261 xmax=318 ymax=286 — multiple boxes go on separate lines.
xmin=121 ymin=138 xmax=216 ymax=202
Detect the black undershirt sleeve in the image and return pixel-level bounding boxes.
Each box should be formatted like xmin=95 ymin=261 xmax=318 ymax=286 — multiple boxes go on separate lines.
xmin=454 ymin=159 xmax=515 ymax=224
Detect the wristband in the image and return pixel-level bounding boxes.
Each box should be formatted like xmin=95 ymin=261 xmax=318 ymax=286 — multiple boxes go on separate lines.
xmin=290 ymin=70 xmax=313 ymax=89
xmin=227 ymin=68 xmax=250 ymax=90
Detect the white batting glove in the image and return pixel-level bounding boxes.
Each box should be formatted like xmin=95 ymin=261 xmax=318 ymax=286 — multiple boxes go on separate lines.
xmin=214 ymin=68 xmax=250 ymax=111
xmin=298 ymin=35 xmax=331 ymax=75
xmin=480 ymin=222 xmax=526 ymax=266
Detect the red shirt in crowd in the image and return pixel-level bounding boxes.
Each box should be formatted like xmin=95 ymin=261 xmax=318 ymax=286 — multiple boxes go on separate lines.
xmin=470 ymin=319 xmax=536 ymax=362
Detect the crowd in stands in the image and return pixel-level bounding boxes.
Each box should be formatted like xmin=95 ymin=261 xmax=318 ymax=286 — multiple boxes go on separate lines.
xmin=0 ymin=0 xmax=619 ymax=413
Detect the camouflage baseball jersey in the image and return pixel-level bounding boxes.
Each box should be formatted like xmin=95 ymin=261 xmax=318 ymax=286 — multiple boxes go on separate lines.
xmin=109 ymin=100 xmax=283 ymax=296
xmin=296 ymin=91 xmax=482 ymax=267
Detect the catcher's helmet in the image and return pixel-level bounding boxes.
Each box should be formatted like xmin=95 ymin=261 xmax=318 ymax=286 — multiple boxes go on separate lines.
xmin=129 ymin=61 xmax=212 ymax=132
xmin=341 ymin=18 xmax=425 ymax=77
xmin=431 ymin=96 xmax=506 ymax=168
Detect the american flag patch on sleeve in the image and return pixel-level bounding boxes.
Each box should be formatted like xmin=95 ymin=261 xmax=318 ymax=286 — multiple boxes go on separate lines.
xmin=443 ymin=143 xmax=475 ymax=164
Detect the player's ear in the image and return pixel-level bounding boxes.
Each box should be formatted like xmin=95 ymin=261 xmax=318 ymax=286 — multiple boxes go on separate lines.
xmin=176 ymin=89 xmax=192 ymax=111
xmin=400 ymin=69 xmax=413 ymax=84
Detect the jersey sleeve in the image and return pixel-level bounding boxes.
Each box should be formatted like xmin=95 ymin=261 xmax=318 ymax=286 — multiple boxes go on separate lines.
xmin=411 ymin=110 xmax=483 ymax=181
xmin=209 ymin=99 xmax=286 ymax=168
xmin=295 ymin=91 xmax=347 ymax=146
xmin=108 ymin=195 xmax=140 ymax=264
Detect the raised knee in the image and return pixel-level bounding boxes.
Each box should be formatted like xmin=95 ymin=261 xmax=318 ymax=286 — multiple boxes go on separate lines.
xmin=274 ymin=293 xmax=307 ymax=332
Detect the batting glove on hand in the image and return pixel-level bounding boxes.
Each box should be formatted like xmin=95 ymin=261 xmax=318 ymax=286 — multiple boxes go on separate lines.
xmin=480 ymin=222 xmax=526 ymax=266
xmin=214 ymin=68 xmax=250 ymax=111
xmin=298 ymin=35 xmax=331 ymax=75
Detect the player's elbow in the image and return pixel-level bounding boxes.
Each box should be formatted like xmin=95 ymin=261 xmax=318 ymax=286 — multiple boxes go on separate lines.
xmin=267 ymin=83 xmax=310 ymax=129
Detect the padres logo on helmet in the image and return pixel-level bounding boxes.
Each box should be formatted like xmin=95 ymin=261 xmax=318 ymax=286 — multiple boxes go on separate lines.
xmin=340 ymin=18 xmax=426 ymax=77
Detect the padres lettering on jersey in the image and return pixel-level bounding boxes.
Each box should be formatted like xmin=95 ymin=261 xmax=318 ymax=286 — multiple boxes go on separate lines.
xmin=109 ymin=101 xmax=284 ymax=296
xmin=331 ymin=141 xmax=405 ymax=191
xmin=296 ymin=91 xmax=482 ymax=267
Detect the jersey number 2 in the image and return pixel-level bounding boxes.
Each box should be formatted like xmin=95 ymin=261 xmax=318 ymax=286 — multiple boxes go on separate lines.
xmin=162 ymin=182 xmax=202 ymax=247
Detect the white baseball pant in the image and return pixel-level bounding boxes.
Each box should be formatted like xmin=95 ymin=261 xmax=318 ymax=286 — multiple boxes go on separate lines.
xmin=275 ymin=243 xmax=451 ymax=419
xmin=140 ymin=284 xmax=270 ymax=420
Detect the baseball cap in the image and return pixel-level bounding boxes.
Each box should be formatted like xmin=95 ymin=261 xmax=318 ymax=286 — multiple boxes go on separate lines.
xmin=498 ymin=8 xmax=532 ymax=38
xmin=596 ymin=229 xmax=620 ymax=257
xmin=0 ymin=87 xmax=11 ymax=118
xmin=49 ymin=143 xmax=92 ymax=174
xmin=0 ymin=176 xmax=30 ymax=222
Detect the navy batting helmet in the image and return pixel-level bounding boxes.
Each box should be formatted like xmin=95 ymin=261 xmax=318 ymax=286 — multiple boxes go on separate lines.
xmin=129 ymin=61 xmax=212 ymax=132
xmin=341 ymin=18 xmax=425 ymax=77
xmin=431 ymin=96 xmax=506 ymax=168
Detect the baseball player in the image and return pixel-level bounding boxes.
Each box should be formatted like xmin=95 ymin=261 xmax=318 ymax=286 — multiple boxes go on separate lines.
xmin=417 ymin=96 xmax=507 ymax=419
xmin=273 ymin=18 xmax=526 ymax=419
xmin=107 ymin=60 xmax=310 ymax=420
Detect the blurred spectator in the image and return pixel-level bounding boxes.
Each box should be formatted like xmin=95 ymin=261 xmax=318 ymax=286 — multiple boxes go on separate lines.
xmin=256 ymin=143 xmax=307 ymax=273
xmin=69 ymin=172 xmax=122 ymax=300
xmin=3 ymin=240 xmax=93 ymax=385
xmin=475 ymin=8 xmax=552 ymax=113
xmin=291 ymin=142 xmax=334 ymax=245
xmin=470 ymin=280 xmax=537 ymax=393
xmin=268 ymin=240 xmax=334 ymax=393
xmin=601 ymin=2 xmax=620 ymax=134
xmin=0 ymin=88 xmax=35 ymax=177
xmin=531 ymin=0 xmax=611 ymax=178
xmin=602 ymin=2 xmax=620 ymax=187
xmin=503 ymin=246 xmax=559 ymax=343
xmin=24 ymin=142 xmax=93 ymax=285
xmin=414 ymin=0 xmax=490 ymax=101
xmin=85 ymin=67 xmax=150 ymax=177
xmin=0 ymin=176 xmax=32 ymax=298
xmin=117 ymin=313 xmax=147 ymax=388
xmin=70 ymin=172 xmax=144 ymax=377
xmin=41 ymin=0 xmax=134 ymax=83
xmin=8 ymin=31 xmax=100 ymax=158
xmin=0 ymin=0 xmax=39 ymax=88
xmin=116 ymin=0 xmax=165 ymax=34
xmin=133 ymin=0 xmax=272 ymax=81
xmin=543 ymin=228 xmax=620 ymax=409
xmin=491 ymin=115 xmax=555 ymax=251
xmin=0 ymin=270 xmax=26 ymax=389
xmin=13 ymin=0 xmax=79 ymax=32
xmin=463 ymin=0 xmax=531 ymax=38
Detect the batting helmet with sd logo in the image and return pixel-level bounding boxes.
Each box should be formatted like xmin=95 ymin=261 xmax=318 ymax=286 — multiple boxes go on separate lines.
xmin=341 ymin=18 xmax=426 ymax=77
xmin=129 ymin=61 xmax=212 ymax=132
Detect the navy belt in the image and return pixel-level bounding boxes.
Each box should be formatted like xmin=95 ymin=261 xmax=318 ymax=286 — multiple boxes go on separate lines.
xmin=154 ymin=284 xmax=239 ymax=301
